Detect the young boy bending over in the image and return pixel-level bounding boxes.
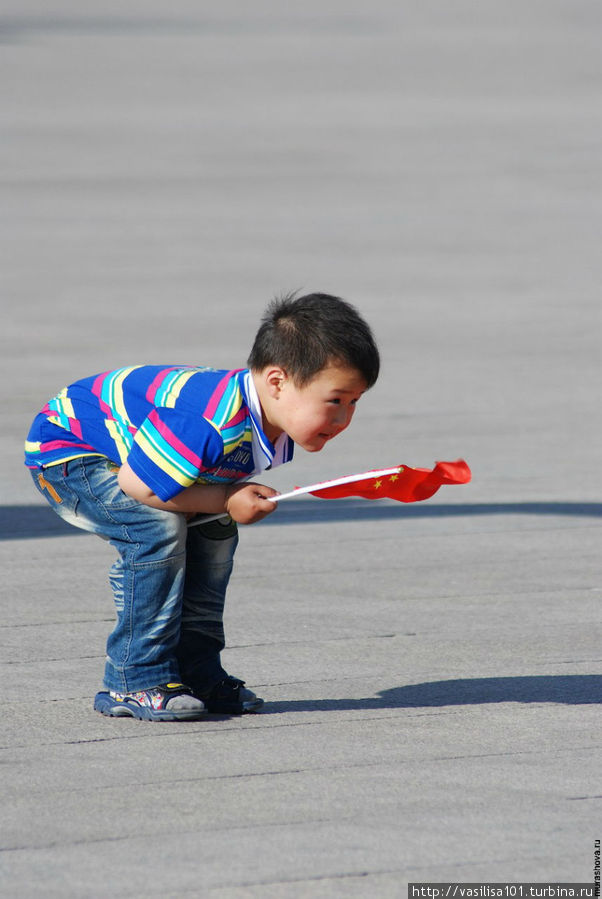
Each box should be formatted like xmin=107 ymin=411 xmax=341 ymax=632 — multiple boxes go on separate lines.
xmin=25 ymin=293 xmax=380 ymax=720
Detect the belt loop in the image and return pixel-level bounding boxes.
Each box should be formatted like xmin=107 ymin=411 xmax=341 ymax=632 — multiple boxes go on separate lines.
xmin=63 ymin=461 xmax=69 ymax=476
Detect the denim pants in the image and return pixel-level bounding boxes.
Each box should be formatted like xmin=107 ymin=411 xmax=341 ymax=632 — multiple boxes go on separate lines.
xmin=31 ymin=456 xmax=238 ymax=693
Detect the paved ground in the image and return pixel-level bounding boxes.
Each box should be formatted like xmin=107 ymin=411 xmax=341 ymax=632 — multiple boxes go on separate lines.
xmin=1 ymin=2 xmax=601 ymax=896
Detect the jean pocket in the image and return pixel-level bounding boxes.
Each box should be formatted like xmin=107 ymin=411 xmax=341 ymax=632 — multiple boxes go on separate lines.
xmin=82 ymin=459 xmax=141 ymax=511
xmin=31 ymin=467 xmax=79 ymax=519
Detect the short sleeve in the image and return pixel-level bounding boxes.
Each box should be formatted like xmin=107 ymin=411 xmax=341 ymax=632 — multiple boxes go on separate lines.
xmin=127 ymin=407 xmax=224 ymax=501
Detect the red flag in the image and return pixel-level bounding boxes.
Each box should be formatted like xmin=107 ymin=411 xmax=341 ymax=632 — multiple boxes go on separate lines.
xmin=306 ymin=460 xmax=471 ymax=503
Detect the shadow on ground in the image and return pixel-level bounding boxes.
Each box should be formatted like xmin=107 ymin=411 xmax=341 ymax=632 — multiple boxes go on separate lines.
xmin=261 ymin=675 xmax=602 ymax=712
xmin=2 ymin=501 xmax=602 ymax=540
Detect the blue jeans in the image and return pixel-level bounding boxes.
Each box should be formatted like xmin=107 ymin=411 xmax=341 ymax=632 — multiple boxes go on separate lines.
xmin=31 ymin=456 xmax=238 ymax=693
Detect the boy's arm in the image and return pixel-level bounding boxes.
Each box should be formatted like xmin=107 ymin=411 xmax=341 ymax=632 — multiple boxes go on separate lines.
xmin=117 ymin=461 xmax=278 ymax=524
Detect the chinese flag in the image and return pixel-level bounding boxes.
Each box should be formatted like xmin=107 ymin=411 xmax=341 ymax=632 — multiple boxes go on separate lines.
xmin=307 ymin=460 xmax=471 ymax=503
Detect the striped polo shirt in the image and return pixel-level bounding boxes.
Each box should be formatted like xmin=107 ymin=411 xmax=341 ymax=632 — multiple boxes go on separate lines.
xmin=24 ymin=366 xmax=293 ymax=501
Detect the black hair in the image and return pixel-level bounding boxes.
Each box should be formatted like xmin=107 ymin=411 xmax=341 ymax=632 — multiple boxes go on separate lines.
xmin=247 ymin=292 xmax=380 ymax=388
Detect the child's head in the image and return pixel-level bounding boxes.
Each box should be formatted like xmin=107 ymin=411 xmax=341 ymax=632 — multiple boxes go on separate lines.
xmin=249 ymin=293 xmax=379 ymax=452
xmin=248 ymin=292 xmax=380 ymax=389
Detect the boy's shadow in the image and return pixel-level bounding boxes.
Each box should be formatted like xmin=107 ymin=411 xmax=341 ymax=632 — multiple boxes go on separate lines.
xmin=262 ymin=675 xmax=602 ymax=713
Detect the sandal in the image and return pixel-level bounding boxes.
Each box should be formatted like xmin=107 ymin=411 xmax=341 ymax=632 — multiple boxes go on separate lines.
xmin=196 ymin=676 xmax=264 ymax=715
xmin=94 ymin=683 xmax=206 ymax=721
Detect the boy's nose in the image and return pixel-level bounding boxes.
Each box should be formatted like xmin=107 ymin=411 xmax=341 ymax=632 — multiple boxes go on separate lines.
xmin=334 ymin=405 xmax=353 ymax=428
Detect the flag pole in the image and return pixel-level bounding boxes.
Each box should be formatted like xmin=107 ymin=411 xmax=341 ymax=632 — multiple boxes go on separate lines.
xmin=266 ymin=466 xmax=402 ymax=502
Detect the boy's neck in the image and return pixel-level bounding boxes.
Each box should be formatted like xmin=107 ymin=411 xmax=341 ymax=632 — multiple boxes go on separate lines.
xmin=250 ymin=370 xmax=284 ymax=444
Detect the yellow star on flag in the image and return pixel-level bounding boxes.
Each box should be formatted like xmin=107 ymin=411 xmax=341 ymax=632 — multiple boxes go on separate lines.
xmin=374 ymin=479 xmax=383 ymax=489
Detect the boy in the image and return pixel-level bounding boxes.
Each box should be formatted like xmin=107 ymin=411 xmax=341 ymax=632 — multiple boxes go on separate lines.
xmin=25 ymin=293 xmax=380 ymax=721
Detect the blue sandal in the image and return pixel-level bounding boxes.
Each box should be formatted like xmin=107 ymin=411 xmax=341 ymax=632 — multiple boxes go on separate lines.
xmin=94 ymin=683 xmax=206 ymax=721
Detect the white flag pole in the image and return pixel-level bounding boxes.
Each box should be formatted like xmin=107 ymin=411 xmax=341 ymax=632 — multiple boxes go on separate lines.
xmin=266 ymin=466 xmax=402 ymax=503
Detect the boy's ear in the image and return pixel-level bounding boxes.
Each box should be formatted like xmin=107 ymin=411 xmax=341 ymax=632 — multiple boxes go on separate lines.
xmin=264 ymin=366 xmax=288 ymax=397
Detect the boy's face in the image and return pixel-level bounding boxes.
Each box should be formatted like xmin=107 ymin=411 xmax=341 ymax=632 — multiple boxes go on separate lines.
xmin=258 ymin=361 xmax=367 ymax=452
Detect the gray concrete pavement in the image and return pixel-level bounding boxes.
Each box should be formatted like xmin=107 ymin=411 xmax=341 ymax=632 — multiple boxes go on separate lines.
xmin=1 ymin=2 xmax=601 ymax=896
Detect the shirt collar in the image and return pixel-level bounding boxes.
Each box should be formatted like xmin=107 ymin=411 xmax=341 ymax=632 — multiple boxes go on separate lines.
xmin=240 ymin=370 xmax=290 ymax=473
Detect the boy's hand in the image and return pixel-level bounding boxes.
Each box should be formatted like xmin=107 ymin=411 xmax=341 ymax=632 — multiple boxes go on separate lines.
xmin=225 ymin=482 xmax=279 ymax=524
